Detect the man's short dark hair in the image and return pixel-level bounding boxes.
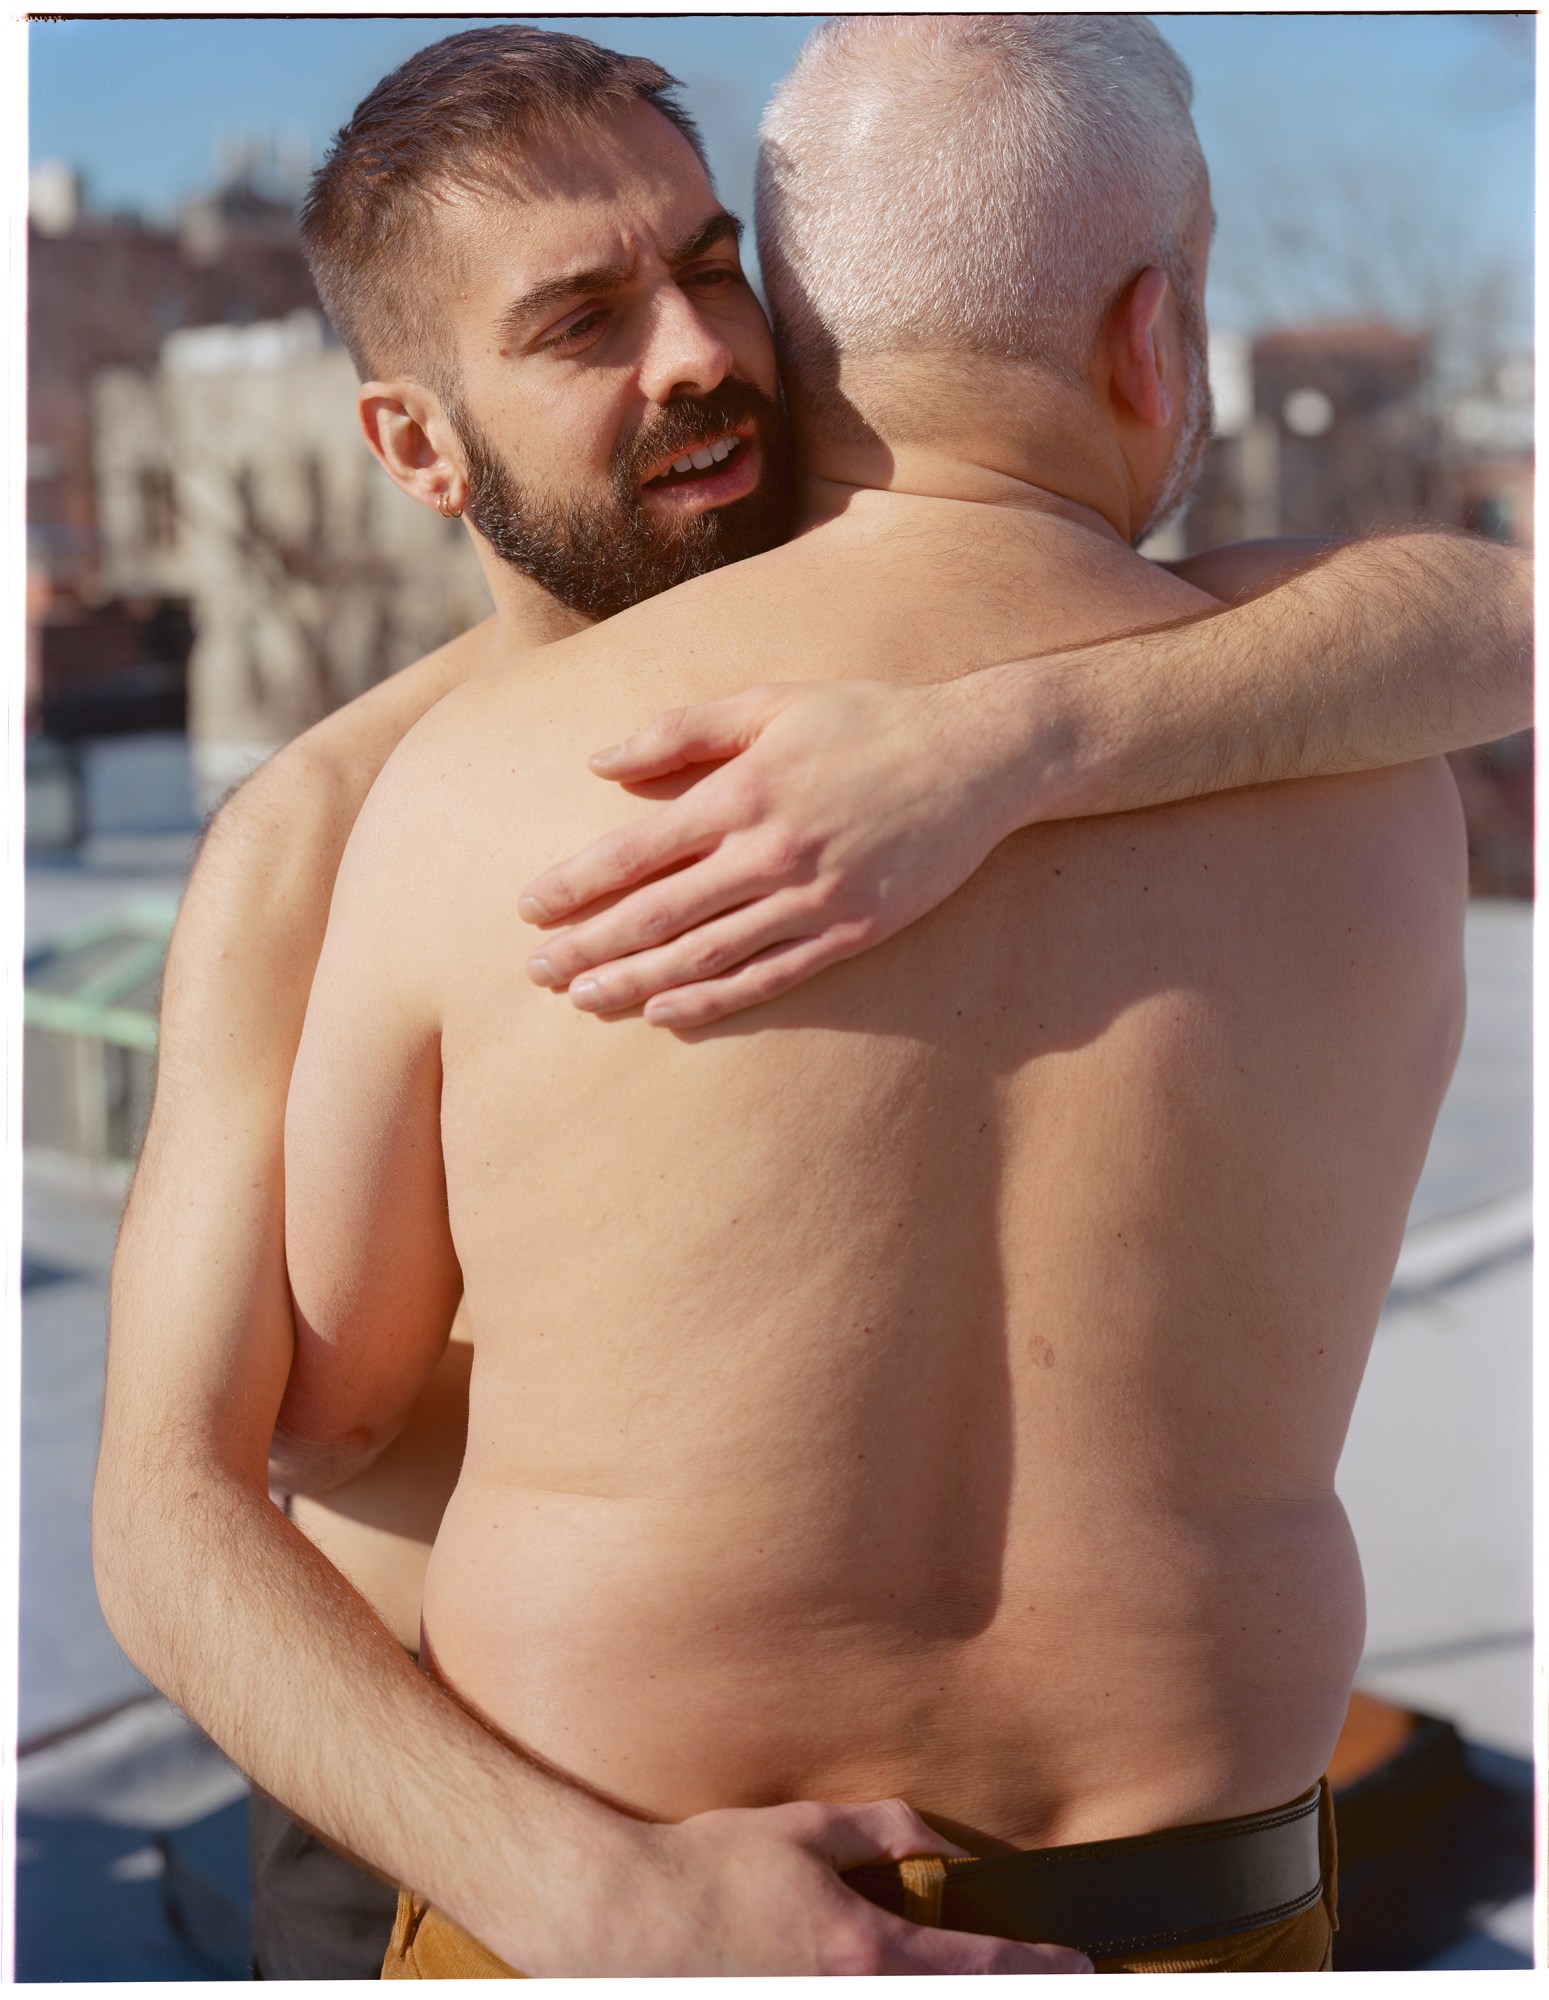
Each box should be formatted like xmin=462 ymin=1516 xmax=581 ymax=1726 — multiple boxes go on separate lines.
xmin=300 ymin=25 xmax=710 ymax=390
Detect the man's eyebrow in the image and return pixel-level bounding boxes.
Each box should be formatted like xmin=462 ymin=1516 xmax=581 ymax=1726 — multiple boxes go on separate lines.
xmin=494 ymin=210 xmax=745 ymax=345
xmin=670 ymin=208 xmax=745 ymax=265
xmin=495 ymin=261 xmax=634 ymax=344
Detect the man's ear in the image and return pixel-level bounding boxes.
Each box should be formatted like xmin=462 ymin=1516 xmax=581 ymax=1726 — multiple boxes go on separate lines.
xmin=1105 ymin=266 xmax=1174 ymax=432
xmin=358 ymin=380 xmax=467 ymax=517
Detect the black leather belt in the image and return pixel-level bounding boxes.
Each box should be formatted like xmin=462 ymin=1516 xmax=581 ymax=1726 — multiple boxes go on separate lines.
xmin=843 ymin=1784 xmax=1326 ymax=1961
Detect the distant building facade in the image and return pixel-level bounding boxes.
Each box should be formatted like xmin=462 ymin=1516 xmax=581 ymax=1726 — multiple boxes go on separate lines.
xmin=1185 ymin=322 xmax=1532 ymax=554
xmin=94 ymin=311 xmax=490 ymax=807
xmin=30 ymin=162 xmax=491 ymax=819
xmin=1444 ymin=354 xmax=1534 ymax=551
xmin=27 ymin=161 xmax=333 ymax=801
xmin=28 ymin=163 xmax=323 ymax=598
xmin=1251 ymin=322 xmax=1435 ymax=536
xmin=1178 ymin=322 xmax=1533 ymax=897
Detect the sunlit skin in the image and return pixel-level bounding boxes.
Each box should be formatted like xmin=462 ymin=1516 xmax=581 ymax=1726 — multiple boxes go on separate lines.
xmin=281 ymin=99 xmax=1468 ymax=1874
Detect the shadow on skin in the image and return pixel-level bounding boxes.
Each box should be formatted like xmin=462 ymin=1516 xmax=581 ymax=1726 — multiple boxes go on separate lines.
xmin=296 ymin=1337 xmax=473 ymax=1547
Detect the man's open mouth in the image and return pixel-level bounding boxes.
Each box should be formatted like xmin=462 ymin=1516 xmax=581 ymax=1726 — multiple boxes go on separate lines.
xmin=641 ymin=431 xmax=746 ymax=491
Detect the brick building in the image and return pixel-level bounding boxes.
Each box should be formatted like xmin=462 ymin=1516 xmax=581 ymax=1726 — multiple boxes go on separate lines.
xmin=28 ymin=166 xmax=322 ymax=597
xmin=93 ymin=311 xmax=490 ymax=807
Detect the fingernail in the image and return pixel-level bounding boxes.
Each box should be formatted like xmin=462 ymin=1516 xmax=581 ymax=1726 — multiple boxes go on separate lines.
xmin=571 ymin=978 xmax=604 ymax=1010
xmin=588 ymin=745 xmax=622 ymax=770
xmin=518 ymin=895 xmax=548 ymax=923
xmin=528 ymin=957 xmax=557 ymax=988
xmin=646 ymin=1002 xmax=679 ymax=1027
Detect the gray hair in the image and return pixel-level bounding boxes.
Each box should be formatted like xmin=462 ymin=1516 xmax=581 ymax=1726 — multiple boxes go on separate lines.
xmin=756 ymin=15 xmax=1208 ymax=386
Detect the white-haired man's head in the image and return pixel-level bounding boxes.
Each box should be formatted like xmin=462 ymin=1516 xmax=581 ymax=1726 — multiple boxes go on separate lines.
xmin=758 ymin=13 xmax=1207 ymax=378
xmin=756 ymin=15 xmax=1213 ymax=534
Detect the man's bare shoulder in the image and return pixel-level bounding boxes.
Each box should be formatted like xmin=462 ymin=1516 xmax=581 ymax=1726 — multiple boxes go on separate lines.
xmin=1339 ymin=753 xmax=1468 ymax=895
xmin=342 ymin=653 xmax=562 ymax=869
xmin=342 ymin=617 xmax=739 ymax=941
xmin=520 ymin=542 xmax=818 ymax=704
xmin=204 ymin=613 xmax=503 ymax=879
xmin=178 ymin=615 xmax=502 ymax=977
xmin=385 ymin=584 xmax=747 ymax=780
xmin=526 ymin=510 xmax=1221 ymax=690
xmin=272 ymin=615 xmax=503 ymax=794
xmin=1151 ymin=752 xmax=1468 ymax=999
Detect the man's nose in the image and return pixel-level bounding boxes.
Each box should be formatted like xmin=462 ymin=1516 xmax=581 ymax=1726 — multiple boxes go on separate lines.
xmin=636 ymin=282 xmax=733 ymax=404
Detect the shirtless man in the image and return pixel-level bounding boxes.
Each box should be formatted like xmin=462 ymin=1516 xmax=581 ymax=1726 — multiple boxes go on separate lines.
xmin=92 ymin=19 xmax=1525 ymax=1980
xmin=273 ymin=13 xmax=1469 ymax=1974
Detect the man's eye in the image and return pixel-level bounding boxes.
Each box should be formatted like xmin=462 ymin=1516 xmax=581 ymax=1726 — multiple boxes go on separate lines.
xmin=545 ymin=309 xmax=605 ymax=351
xmin=684 ymin=266 xmax=739 ymax=294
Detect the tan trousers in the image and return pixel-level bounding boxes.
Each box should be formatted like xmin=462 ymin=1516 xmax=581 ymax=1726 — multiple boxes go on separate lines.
xmin=382 ymin=1782 xmax=1339 ymax=1977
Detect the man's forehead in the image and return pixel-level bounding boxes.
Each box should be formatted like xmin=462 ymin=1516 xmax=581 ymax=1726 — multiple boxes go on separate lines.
xmin=436 ymin=103 xmax=714 ymax=277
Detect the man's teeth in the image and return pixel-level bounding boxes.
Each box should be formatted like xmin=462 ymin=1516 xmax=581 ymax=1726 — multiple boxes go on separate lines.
xmin=667 ymin=436 xmax=738 ymax=476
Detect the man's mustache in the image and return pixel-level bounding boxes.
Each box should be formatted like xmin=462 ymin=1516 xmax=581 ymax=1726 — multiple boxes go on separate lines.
xmin=617 ymin=379 xmax=784 ymax=486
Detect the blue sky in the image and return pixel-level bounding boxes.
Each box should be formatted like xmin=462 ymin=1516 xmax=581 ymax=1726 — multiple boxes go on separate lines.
xmin=28 ymin=13 xmax=1534 ymax=345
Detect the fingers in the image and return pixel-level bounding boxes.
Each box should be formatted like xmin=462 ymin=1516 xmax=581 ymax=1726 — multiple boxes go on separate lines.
xmin=527 ymin=855 xmax=772 ymax=993
xmin=884 ymin=1920 xmax=1094 ymax=1975
xmin=588 ymin=687 xmax=785 ymax=782
xmin=518 ymin=803 xmax=717 ymax=927
xmin=675 ymin=1797 xmax=1095 ymax=1975
xmin=794 ymin=1800 xmax=1093 ymax=1975
xmin=642 ymin=930 xmax=870 ymax=1030
xmin=555 ymin=899 xmax=819 ymax=1016
xmin=781 ymin=1796 xmax=972 ymax=1871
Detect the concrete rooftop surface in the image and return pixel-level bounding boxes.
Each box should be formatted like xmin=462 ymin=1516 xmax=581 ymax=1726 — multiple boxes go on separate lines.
xmin=12 ymin=842 xmax=1537 ymax=1978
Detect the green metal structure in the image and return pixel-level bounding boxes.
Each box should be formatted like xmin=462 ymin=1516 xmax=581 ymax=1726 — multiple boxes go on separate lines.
xmin=23 ymin=898 xmax=176 ymax=1166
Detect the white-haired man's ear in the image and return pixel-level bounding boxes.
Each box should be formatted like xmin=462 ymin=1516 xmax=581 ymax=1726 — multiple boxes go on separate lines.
xmin=359 ymin=381 xmax=468 ymax=519
xmin=1104 ymin=267 xmax=1175 ymax=432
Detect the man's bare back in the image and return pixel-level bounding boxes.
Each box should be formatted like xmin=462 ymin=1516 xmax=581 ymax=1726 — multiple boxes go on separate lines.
xmin=285 ymin=491 xmax=1466 ymax=1856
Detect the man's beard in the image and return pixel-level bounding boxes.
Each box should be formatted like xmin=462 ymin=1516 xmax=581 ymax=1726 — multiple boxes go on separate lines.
xmin=1136 ymin=275 xmax=1214 ymax=544
xmin=453 ymin=379 xmax=796 ymax=622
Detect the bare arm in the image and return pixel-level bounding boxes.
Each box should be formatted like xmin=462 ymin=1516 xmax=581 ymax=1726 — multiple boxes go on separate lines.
xmin=1160 ymin=535 xmax=1349 ymax=603
xmin=993 ymin=527 xmax=1528 ymax=814
xmin=92 ymin=658 xmax=1085 ymax=1976
xmin=518 ymin=528 xmax=1530 ymax=1026
xmin=278 ymin=753 xmax=462 ymax=1468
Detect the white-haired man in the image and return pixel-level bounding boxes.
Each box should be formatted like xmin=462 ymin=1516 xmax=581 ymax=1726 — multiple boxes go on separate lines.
xmin=95 ymin=17 xmax=1523 ymax=1980
xmin=274 ymin=13 xmax=1471 ymax=1974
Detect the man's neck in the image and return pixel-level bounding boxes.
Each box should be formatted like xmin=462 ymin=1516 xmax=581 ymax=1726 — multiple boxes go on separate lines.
xmin=792 ymin=357 xmax=1149 ymax=546
xmin=798 ymin=460 xmax=1127 ymax=552
xmin=479 ymin=553 xmax=596 ymax=654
